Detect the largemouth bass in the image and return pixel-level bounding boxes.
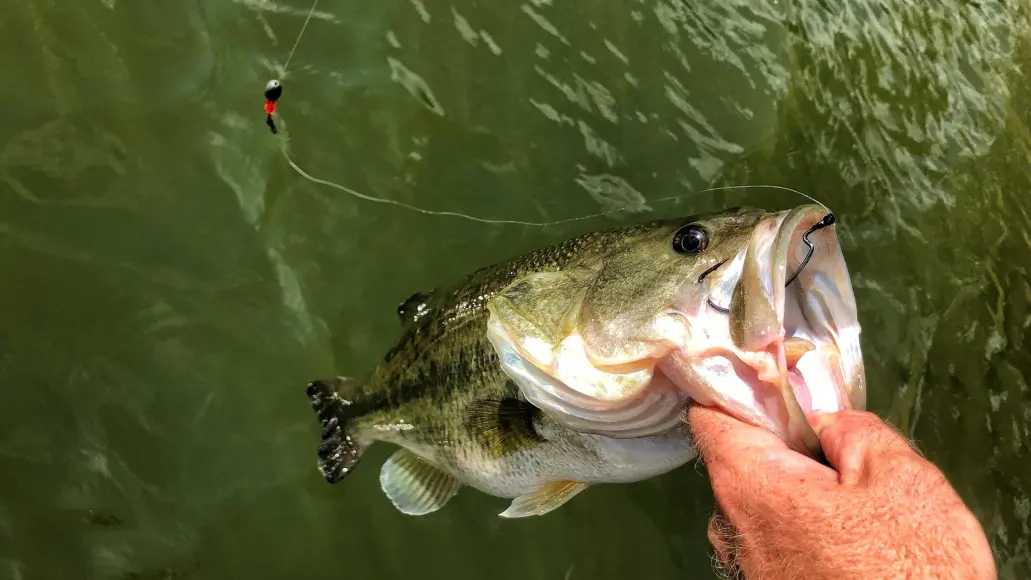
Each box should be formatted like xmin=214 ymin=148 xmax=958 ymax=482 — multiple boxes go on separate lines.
xmin=305 ymin=204 xmax=865 ymax=518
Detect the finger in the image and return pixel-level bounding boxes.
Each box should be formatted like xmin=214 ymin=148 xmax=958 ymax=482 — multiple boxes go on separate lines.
xmin=687 ymin=405 xmax=838 ymax=497
xmin=808 ymin=410 xmax=921 ymax=485
xmin=687 ymin=404 xmax=787 ymax=462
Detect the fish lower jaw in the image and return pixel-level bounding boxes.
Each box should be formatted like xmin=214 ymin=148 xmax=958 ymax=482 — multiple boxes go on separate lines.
xmin=745 ymin=339 xmax=846 ymax=416
xmin=663 ymin=338 xmax=848 ymax=438
xmin=786 ymin=341 xmax=848 ymax=414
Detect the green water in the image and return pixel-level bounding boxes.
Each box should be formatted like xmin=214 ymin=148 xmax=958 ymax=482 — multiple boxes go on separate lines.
xmin=2 ymin=0 xmax=1030 ymax=578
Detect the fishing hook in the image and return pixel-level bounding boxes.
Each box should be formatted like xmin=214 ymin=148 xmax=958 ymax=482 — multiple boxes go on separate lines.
xmin=700 ymin=213 xmax=836 ymax=314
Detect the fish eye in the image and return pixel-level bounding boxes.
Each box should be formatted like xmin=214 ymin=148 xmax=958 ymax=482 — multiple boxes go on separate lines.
xmin=671 ymin=225 xmax=709 ymax=254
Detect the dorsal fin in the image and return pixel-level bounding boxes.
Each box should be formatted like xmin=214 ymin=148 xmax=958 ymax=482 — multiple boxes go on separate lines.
xmin=396 ymin=290 xmax=434 ymax=327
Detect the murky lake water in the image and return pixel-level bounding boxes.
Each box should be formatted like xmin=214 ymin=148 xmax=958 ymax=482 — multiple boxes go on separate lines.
xmin=2 ymin=0 xmax=1030 ymax=578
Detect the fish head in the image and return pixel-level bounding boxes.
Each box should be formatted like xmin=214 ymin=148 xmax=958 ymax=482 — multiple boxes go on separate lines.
xmin=485 ymin=205 xmax=865 ymax=458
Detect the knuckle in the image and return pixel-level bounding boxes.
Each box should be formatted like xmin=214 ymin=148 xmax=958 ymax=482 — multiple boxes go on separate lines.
xmin=875 ymin=447 xmax=952 ymax=497
xmin=818 ymin=414 xmax=865 ymax=450
xmin=836 ymin=409 xmax=884 ymax=430
xmin=821 ymin=410 xmax=907 ymax=451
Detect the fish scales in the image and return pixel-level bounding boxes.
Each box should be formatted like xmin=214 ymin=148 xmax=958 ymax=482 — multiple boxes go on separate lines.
xmin=304 ymin=206 xmax=864 ymax=518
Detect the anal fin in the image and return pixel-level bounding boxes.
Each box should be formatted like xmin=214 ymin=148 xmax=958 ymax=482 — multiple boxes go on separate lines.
xmin=499 ymin=480 xmax=588 ymax=518
xmin=379 ymin=449 xmax=462 ymax=516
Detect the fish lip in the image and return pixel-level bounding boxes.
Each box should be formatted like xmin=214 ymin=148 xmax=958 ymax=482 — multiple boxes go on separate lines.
xmin=771 ymin=205 xmax=865 ymax=400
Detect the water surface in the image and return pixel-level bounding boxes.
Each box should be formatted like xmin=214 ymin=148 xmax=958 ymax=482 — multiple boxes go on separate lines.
xmin=2 ymin=0 xmax=1030 ymax=578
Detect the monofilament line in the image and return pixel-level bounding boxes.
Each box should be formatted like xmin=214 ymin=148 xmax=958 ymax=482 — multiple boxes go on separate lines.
xmin=271 ymin=0 xmax=830 ymax=225
xmin=283 ymin=0 xmax=319 ymax=75
xmin=697 ymin=184 xmax=829 ymax=212
xmin=283 ymin=150 xmax=608 ymax=226
xmin=283 ymin=149 xmax=830 ymax=227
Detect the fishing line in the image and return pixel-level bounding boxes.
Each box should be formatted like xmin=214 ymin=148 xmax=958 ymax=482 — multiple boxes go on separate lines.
xmin=283 ymin=151 xmax=607 ymax=227
xmin=282 ymin=149 xmax=827 ymax=227
xmin=260 ymin=0 xmax=829 ymax=226
xmin=283 ymin=0 xmax=318 ymax=74
xmin=263 ymin=0 xmax=319 ymax=134
xmin=702 ymin=212 xmax=837 ymax=314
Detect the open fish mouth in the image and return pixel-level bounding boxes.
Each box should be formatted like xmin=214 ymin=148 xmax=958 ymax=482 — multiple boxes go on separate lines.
xmin=485 ymin=204 xmax=865 ymax=457
xmin=661 ymin=205 xmax=866 ymax=456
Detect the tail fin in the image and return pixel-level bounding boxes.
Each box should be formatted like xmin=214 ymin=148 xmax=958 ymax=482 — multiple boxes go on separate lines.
xmin=305 ymin=377 xmax=366 ymax=484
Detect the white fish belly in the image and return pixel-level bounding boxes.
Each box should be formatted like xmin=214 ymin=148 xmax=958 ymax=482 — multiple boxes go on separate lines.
xmin=443 ymin=424 xmax=697 ymax=498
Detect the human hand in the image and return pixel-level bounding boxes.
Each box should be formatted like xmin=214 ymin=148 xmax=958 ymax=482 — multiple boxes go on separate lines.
xmin=687 ymin=405 xmax=996 ymax=579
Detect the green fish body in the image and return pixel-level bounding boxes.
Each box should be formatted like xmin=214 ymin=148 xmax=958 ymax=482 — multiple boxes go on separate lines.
xmin=306 ymin=205 xmax=865 ymax=518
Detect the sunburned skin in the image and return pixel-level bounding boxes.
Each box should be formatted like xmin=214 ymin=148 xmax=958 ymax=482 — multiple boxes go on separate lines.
xmin=687 ymin=406 xmax=997 ymax=580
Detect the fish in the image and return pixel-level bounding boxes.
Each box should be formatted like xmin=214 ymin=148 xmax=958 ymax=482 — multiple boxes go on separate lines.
xmin=304 ymin=204 xmax=865 ymax=518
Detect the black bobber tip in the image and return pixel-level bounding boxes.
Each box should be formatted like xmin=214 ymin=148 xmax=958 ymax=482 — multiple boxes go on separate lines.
xmin=265 ymin=79 xmax=283 ymax=102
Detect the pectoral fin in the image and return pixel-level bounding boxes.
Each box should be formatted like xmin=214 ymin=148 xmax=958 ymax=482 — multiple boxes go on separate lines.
xmin=499 ymin=480 xmax=589 ymax=518
xmin=379 ymin=449 xmax=462 ymax=516
xmin=464 ymin=397 xmax=544 ymax=459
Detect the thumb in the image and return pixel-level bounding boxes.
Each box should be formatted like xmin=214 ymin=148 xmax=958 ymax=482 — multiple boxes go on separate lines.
xmin=809 ymin=410 xmax=921 ymax=486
